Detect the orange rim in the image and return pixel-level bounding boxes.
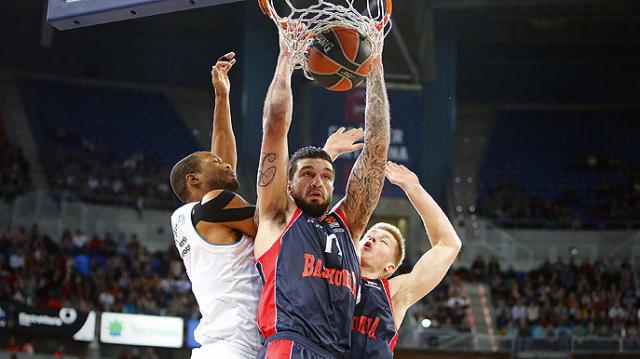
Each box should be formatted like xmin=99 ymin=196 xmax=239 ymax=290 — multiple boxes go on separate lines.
xmin=259 ymin=0 xmax=392 ymax=32
xmin=257 ymin=0 xmax=271 ymax=17
xmin=376 ymin=0 xmax=393 ymax=31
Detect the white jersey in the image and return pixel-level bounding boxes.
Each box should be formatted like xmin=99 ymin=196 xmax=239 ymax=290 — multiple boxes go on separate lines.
xmin=171 ymin=202 xmax=262 ymax=355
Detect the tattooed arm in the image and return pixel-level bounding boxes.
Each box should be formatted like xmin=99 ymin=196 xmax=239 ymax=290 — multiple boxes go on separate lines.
xmin=255 ymin=34 xmax=295 ymax=230
xmin=338 ymin=57 xmax=390 ymax=242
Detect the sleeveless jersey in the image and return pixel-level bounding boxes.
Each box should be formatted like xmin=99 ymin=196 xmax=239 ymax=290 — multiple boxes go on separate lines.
xmin=349 ymin=277 xmax=398 ymax=359
xmin=171 ymin=202 xmax=262 ymax=354
xmin=255 ymin=207 xmax=360 ymax=357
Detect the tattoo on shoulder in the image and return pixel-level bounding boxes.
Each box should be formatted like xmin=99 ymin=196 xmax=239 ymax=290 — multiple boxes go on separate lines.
xmin=258 ymin=153 xmax=277 ymax=187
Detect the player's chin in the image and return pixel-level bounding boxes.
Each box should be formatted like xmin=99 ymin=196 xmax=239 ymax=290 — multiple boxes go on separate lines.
xmin=359 ymin=250 xmax=373 ymax=264
xmin=225 ymin=178 xmax=240 ymax=192
xmin=297 ymin=198 xmax=330 ymax=217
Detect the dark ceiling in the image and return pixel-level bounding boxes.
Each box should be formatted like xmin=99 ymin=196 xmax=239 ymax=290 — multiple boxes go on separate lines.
xmin=3 ymin=0 xmax=639 ymax=85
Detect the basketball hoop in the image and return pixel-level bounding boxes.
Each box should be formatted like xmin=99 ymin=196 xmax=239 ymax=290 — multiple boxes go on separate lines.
xmin=258 ymin=0 xmax=392 ymax=77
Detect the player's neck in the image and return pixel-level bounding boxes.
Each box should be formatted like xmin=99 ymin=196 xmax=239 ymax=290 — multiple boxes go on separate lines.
xmin=313 ymin=214 xmax=328 ymax=222
xmin=188 ymin=188 xmax=207 ymax=203
xmin=360 ymin=265 xmax=380 ymax=280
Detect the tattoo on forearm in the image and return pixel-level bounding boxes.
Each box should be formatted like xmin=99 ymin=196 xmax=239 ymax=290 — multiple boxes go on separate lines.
xmin=258 ymin=153 xmax=277 ymax=187
xmin=346 ymin=67 xmax=390 ymax=234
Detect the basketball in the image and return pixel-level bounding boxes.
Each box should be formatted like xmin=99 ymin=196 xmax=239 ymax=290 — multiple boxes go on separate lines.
xmin=305 ymin=26 xmax=374 ymax=91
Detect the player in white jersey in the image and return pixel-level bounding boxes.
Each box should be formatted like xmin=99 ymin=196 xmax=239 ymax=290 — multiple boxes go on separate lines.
xmin=170 ymin=52 xmax=261 ymax=359
xmin=169 ymin=52 xmax=366 ymax=359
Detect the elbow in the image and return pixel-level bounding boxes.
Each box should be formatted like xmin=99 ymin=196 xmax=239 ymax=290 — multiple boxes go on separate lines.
xmin=454 ymin=236 xmax=463 ymax=252
xmin=264 ymin=95 xmax=291 ymax=122
xmin=446 ymin=235 xmax=463 ymax=253
xmin=262 ymin=113 xmax=289 ymax=138
xmin=263 ymin=104 xmax=291 ymax=133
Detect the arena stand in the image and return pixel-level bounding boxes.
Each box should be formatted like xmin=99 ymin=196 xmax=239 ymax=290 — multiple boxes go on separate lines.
xmin=478 ymin=108 xmax=640 ymax=230
xmin=0 ymin=114 xmax=31 ymax=202
xmin=467 ymin=255 xmax=639 ymax=340
xmin=16 ymin=78 xmax=200 ymax=210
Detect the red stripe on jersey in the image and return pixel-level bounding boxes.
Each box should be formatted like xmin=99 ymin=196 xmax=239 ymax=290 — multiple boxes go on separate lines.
xmin=332 ymin=206 xmax=351 ymax=235
xmin=256 ymin=208 xmax=303 ymax=339
xmin=381 ymin=277 xmax=399 ymax=351
xmin=265 ymin=339 xmax=294 ymax=359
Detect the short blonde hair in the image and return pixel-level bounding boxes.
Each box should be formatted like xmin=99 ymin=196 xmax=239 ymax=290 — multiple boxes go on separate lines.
xmin=370 ymin=222 xmax=405 ymax=276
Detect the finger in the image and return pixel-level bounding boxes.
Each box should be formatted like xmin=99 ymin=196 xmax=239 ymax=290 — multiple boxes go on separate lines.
xmin=352 ymin=143 xmax=365 ymax=150
xmin=218 ymin=63 xmax=232 ymax=74
xmin=218 ymin=59 xmax=236 ymax=74
xmin=217 ymin=52 xmax=235 ymax=63
xmin=335 ymin=127 xmax=346 ymax=134
xmin=384 ymin=168 xmax=394 ymax=179
xmin=214 ymin=63 xmax=227 ymax=74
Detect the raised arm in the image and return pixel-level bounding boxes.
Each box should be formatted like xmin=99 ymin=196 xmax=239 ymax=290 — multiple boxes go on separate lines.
xmin=211 ymin=52 xmax=238 ymax=171
xmin=256 ymin=36 xmax=295 ymax=225
xmin=338 ymin=57 xmax=390 ymax=241
xmin=387 ymin=162 xmax=462 ymax=321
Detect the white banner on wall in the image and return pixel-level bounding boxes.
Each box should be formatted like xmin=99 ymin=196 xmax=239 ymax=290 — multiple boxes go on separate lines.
xmin=100 ymin=312 xmax=183 ymax=348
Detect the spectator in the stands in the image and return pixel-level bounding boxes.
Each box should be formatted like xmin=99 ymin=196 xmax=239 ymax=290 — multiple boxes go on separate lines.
xmin=489 ymin=257 xmax=638 ymax=338
xmin=0 ymin=224 xmax=199 ymax=318
xmin=0 ymin=144 xmax=31 ymax=201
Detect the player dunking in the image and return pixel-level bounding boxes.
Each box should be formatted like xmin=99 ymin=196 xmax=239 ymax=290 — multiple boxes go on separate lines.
xmin=169 ymin=53 xmax=365 ymax=359
xmin=253 ymin=32 xmax=390 ymax=358
xmin=350 ymin=162 xmax=462 ymax=358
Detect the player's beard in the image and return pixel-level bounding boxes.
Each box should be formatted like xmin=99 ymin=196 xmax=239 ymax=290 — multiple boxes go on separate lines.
xmin=207 ymin=176 xmax=240 ymax=193
xmin=224 ymin=177 xmax=240 ymax=192
xmin=292 ymin=193 xmax=330 ymax=218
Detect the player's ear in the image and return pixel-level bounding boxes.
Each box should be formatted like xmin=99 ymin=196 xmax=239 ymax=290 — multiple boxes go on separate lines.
xmin=384 ymin=263 xmax=396 ymax=278
xmin=186 ymin=173 xmax=200 ymax=185
xmin=287 ymin=181 xmax=293 ymax=194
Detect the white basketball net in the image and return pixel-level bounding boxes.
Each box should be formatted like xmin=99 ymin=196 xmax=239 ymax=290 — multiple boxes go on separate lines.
xmin=258 ymin=0 xmax=393 ymax=76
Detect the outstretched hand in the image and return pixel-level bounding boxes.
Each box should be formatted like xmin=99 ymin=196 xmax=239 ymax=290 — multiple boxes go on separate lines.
xmin=212 ymin=52 xmax=236 ymax=96
xmin=278 ymin=20 xmax=308 ymax=57
xmin=323 ymin=127 xmax=365 ymax=161
xmin=385 ymin=161 xmax=420 ymax=189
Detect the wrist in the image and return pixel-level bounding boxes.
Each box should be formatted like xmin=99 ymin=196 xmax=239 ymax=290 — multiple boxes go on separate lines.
xmin=400 ymin=182 xmax=421 ymax=192
xmin=214 ymin=91 xmax=229 ymax=98
xmin=323 ymin=147 xmax=337 ymax=161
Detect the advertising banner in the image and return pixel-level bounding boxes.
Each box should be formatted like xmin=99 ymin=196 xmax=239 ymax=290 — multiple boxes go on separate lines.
xmin=310 ymin=87 xmax=425 ymax=197
xmin=186 ymin=319 xmax=201 ymax=348
xmin=14 ymin=306 xmax=95 ymax=341
xmin=100 ymin=312 xmax=183 ymax=348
